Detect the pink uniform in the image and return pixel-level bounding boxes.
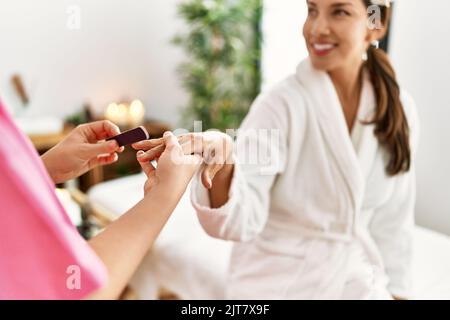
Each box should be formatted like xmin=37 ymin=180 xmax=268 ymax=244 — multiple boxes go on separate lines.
xmin=0 ymin=99 xmax=107 ymax=299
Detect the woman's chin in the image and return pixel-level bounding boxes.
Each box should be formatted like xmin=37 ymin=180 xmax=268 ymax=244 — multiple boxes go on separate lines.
xmin=309 ymin=56 xmax=336 ymax=71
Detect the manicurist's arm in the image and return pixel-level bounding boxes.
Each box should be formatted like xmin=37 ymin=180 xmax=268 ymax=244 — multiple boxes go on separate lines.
xmin=43 ymin=125 xmax=200 ymax=299
xmin=86 ymin=132 xmax=201 ymax=299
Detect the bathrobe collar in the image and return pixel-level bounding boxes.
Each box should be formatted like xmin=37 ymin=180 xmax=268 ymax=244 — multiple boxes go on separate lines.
xmin=295 ymin=58 xmax=378 ymax=221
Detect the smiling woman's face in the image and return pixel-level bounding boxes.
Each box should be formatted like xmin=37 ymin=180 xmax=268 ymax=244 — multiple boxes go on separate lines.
xmin=303 ymin=0 xmax=373 ymax=71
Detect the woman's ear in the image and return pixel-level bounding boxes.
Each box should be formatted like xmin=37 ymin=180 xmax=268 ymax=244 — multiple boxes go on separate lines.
xmin=366 ymin=24 xmax=388 ymax=45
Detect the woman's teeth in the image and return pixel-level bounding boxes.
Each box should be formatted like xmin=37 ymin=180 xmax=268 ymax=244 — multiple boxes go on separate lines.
xmin=313 ymin=43 xmax=336 ymax=50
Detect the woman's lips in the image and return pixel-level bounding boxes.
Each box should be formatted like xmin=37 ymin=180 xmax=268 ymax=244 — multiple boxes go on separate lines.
xmin=311 ymin=43 xmax=338 ymax=57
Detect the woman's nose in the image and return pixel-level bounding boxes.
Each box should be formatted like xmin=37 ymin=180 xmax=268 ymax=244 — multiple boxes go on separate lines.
xmin=310 ymin=15 xmax=331 ymax=37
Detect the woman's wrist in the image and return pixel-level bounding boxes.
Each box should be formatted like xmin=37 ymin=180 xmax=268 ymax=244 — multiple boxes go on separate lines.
xmin=144 ymin=176 xmax=187 ymax=205
xmin=209 ymin=163 xmax=234 ymax=208
xmin=41 ymin=149 xmax=60 ymax=184
xmin=213 ymin=163 xmax=234 ymax=183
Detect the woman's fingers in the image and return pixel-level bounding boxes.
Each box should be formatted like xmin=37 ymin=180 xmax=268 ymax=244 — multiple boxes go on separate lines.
xmin=133 ymin=133 xmax=200 ymax=154
xmin=200 ymin=141 xmax=230 ymax=189
xmin=132 ymin=137 xmax=165 ymax=151
xmin=134 ymin=132 xmax=184 ymax=162
xmin=100 ymin=153 xmax=119 ymax=165
xmin=137 ymin=151 xmax=156 ymax=177
xmin=201 ymin=163 xmax=224 ymax=189
xmin=201 ymin=146 xmax=225 ymax=189
xmin=179 ymin=134 xmax=204 ymax=155
xmin=162 ymin=131 xmax=181 ymax=150
xmin=82 ymin=140 xmax=120 ymax=159
xmin=133 ymin=138 xmax=195 ymax=159
xmin=101 ymin=120 xmax=121 ymax=139
xmin=135 ymin=144 xmax=165 ymax=161
xmin=135 ymin=133 xmax=229 ymax=173
xmin=82 ymin=120 xmax=121 ymax=141
xmin=180 ymin=141 xmax=194 ymax=155
xmin=88 ymin=152 xmax=119 ymax=169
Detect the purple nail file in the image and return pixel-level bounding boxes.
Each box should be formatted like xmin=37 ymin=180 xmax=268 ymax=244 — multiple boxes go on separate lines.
xmin=107 ymin=126 xmax=149 ymax=147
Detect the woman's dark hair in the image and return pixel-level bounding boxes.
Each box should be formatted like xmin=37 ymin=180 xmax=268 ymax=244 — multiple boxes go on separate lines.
xmin=363 ymin=0 xmax=411 ymax=175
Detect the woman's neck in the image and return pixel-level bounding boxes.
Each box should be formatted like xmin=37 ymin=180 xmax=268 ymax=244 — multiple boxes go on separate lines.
xmin=328 ymin=61 xmax=365 ymax=133
xmin=328 ymin=62 xmax=364 ymax=102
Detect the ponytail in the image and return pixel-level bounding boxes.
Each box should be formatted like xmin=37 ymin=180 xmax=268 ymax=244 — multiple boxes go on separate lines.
xmin=363 ymin=0 xmax=411 ymax=176
xmin=365 ymin=45 xmax=411 ymax=175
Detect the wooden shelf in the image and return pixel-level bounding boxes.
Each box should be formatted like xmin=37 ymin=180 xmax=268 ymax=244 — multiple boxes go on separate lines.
xmin=29 ymin=124 xmax=74 ymax=152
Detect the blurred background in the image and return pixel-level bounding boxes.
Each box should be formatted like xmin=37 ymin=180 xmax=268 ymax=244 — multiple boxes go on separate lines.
xmin=1 ymin=0 xmax=449 ymax=299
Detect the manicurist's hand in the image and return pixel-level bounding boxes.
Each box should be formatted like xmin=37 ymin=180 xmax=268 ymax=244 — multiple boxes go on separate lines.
xmin=86 ymin=131 xmax=202 ymax=300
xmin=133 ymin=131 xmax=233 ymax=190
xmin=136 ymin=131 xmax=202 ymax=197
xmin=41 ymin=120 xmax=124 ymax=184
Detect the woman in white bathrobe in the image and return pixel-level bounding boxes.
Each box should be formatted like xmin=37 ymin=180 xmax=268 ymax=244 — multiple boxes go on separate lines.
xmin=135 ymin=0 xmax=419 ymax=299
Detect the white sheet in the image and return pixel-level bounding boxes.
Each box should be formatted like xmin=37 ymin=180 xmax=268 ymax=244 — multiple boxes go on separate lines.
xmin=412 ymin=227 xmax=450 ymax=299
xmin=88 ymin=173 xmax=450 ymax=300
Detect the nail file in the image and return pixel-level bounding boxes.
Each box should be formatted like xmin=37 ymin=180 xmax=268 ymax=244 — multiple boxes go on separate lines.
xmin=107 ymin=126 xmax=149 ymax=147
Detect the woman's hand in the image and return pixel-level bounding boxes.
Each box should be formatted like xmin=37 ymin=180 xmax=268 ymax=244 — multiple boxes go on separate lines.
xmin=133 ymin=131 xmax=234 ymax=189
xmin=136 ymin=132 xmax=202 ymax=197
xmin=41 ymin=121 xmax=124 ymax=184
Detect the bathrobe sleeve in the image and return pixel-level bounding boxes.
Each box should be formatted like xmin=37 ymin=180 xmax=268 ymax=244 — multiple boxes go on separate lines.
xmin=369 ymin=92 xmax=420 ymax=298
xmin=191 ymin=91 xmax=290 ymax=242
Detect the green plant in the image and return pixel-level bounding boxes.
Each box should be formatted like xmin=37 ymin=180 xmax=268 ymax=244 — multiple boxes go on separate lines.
xmin=173 ymin=0 xmax=262 ymax=131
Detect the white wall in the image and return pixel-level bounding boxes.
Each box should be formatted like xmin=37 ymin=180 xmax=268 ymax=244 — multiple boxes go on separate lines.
xmin=390 ymin=0 xmax=450 ymax=235
xmin=261 ymin=0 xmax=308 ymax=90
xmin=0 ymin=0 xmax=187 ymax=126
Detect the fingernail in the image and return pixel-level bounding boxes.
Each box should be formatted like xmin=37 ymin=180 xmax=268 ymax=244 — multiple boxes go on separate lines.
xmin=164 ymin=131 xmax=171 ymax=137
xmin=109 ymin=141 xmax=118 ymax=148
xmin=137 ymin=151 xmax=145 ymax=157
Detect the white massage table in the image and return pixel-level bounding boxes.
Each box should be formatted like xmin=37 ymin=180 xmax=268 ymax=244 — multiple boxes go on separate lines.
xmin=88 ymin=173 xmax=450 ymax=300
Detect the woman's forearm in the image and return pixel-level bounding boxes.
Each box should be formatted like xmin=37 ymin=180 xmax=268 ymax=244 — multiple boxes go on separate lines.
xmin=209 ymin=164 xmax=234 ymax=209
xmin=85 ymin=182 xmax=185 ymax=300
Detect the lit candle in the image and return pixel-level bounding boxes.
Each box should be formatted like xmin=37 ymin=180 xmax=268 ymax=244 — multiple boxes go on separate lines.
xmin=128 ymin=100 xmax=145 ymax=126
xmin=105 ymin=103 xmax=122 ymax=126
xmin=105 ymin=100 xmax=145 ymax=127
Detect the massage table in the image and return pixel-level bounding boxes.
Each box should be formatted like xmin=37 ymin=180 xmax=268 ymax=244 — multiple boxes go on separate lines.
xmin=88 ymin=173 xmax=450 ymax=300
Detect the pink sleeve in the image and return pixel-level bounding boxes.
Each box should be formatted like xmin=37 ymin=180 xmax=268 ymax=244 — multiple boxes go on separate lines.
xmin=0 ymin=101 xmax=107 ymax=300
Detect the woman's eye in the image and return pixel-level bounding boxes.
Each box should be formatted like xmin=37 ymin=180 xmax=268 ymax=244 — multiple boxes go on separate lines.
xmin=334 ymin=9 xmax=350 ymax=17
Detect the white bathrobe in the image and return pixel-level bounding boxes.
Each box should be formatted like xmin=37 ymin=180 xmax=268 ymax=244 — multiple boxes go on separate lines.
xmin=191 ymin=58 xmax=419 ymax=300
